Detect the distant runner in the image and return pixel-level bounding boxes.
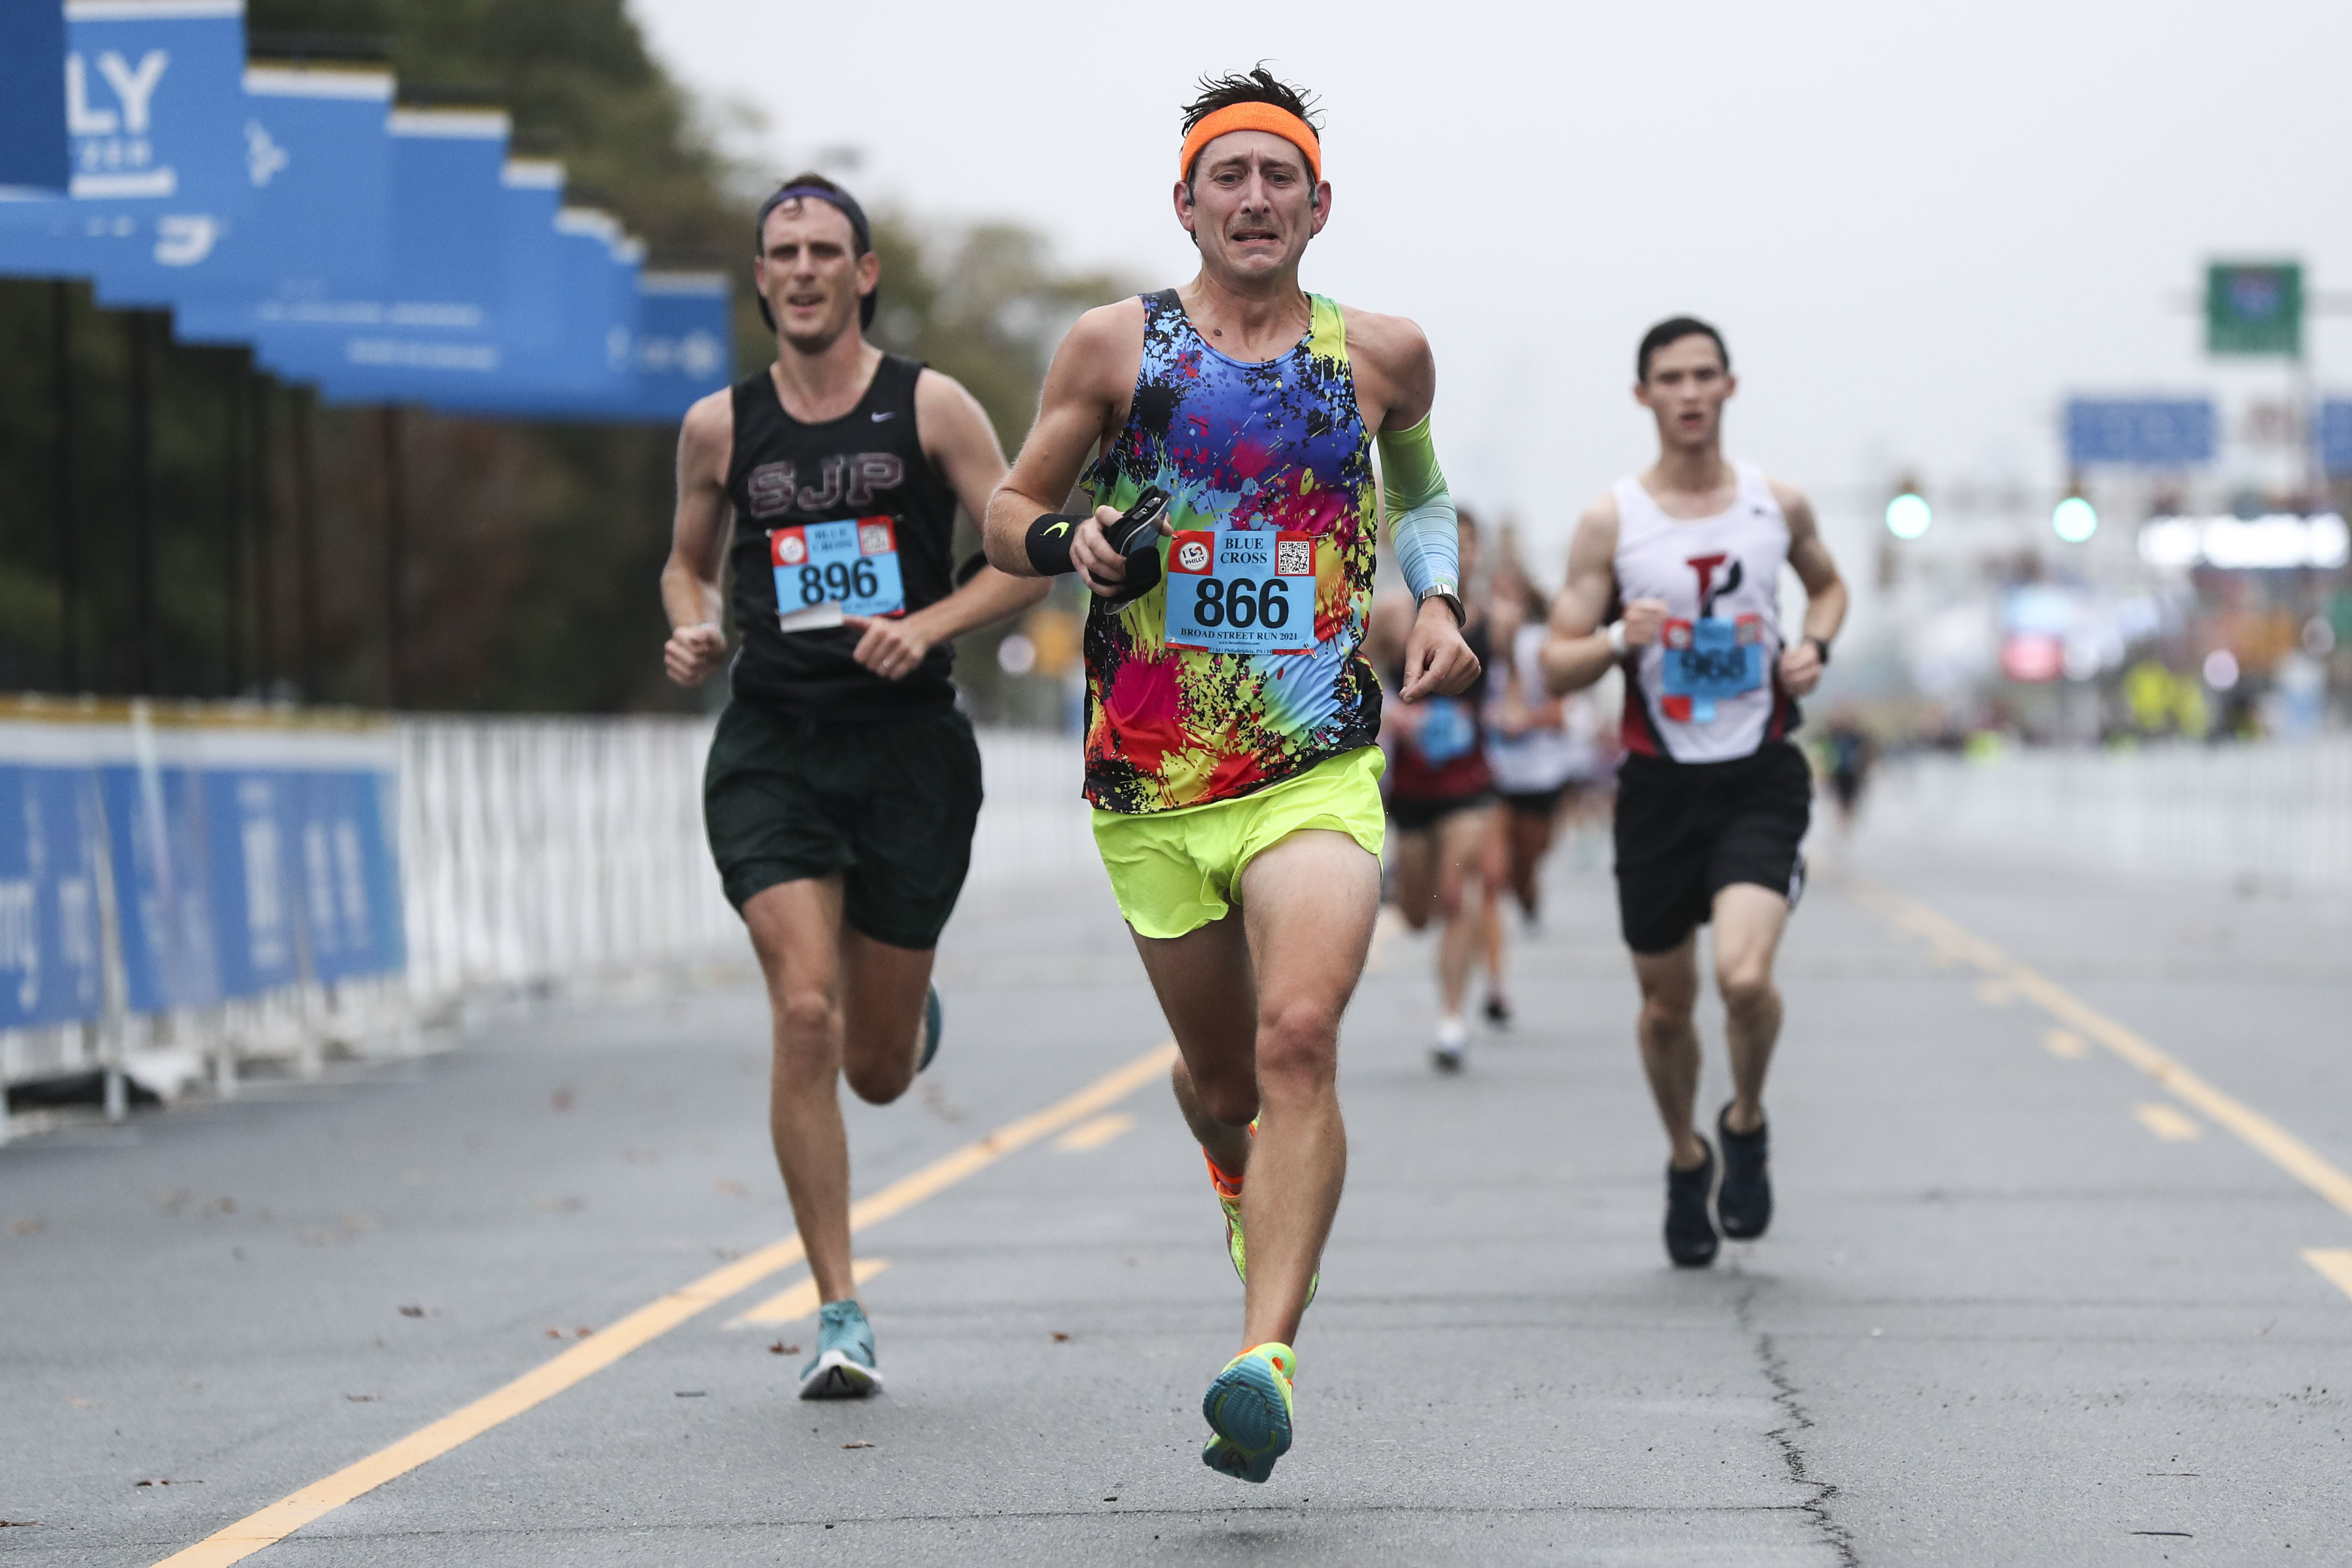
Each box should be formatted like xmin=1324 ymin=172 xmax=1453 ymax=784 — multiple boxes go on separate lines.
xmin=1369 ymin=512 xmax=1499 ymax=1071
xmin=1483 ymin=554 xmax=1607 ymax=930
xmin=984 ymin=69 xmax=1478 ymax=1482
xmin=1542 ymin=316 xmax=1847 ymax=1268
xmin=1820 ymin=709 xmax=1874 ymax=834
xmin=661 ymin=174 xmax=1047 ymax=1396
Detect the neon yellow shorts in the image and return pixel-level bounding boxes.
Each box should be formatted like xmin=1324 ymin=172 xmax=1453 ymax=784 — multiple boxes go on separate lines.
xmin=1091 ymin=747 xmax=1387 ymax=940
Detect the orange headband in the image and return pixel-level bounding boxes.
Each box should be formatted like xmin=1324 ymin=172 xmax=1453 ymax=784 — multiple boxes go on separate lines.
xmin=1178 ymin=103 xmax=1321 ymax=183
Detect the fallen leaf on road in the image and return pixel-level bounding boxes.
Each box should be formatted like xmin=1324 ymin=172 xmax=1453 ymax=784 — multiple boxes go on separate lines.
xmin=841 ymin=1440 xmax=874 ymax=1450
xmin=0 ymin=1520 xmax=40 ymax=1527
xmin=575 ymin=1326 xmax=593 ymax=1337
xmin=1051 ymin=1332 xmax=1071 ymax=1343
xmin=675 ymin=1390 xmax=706 ymax=1398
xmin=767 ymin=1342 xmax=800 ymax=1355
xmin=551 ymin=1090 xmax=574 ymax=1112
xmin=397 ymin=1305 xmax=425 ymax=1318
xmin=345 ymin=1395 xmax=378 ymax=1402
xmin=133 ymin=1478 xmax=201 ymax=1487
xmin=11 ymin=1218 xmax=46 ymax=1236
xmin=68 ymin=1398 xmax=98 ymax=1408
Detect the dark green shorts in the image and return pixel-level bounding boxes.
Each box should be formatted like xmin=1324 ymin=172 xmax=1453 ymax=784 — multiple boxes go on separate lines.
xmin=703 ymin=700 xmax=983 ymax=950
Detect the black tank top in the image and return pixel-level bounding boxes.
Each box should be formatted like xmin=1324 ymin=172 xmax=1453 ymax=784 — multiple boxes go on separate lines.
xmin=724 ymin=355 xmax=962 ymax=718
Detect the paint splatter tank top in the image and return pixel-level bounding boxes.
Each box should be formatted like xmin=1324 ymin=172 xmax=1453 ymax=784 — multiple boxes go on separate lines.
xmin=1081 ymin=289 xmax=1382 ymax=814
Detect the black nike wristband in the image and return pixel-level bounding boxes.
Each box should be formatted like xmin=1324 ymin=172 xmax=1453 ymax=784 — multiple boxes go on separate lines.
xmin=1025 ymin=513 xmax=1087 ymax=576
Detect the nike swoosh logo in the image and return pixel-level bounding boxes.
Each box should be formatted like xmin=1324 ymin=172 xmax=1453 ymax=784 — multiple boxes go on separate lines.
xmin=871 ymin=411 xmax=894 ymax=422
xmin=1044 ymin=521 xmax=1072 ymax=538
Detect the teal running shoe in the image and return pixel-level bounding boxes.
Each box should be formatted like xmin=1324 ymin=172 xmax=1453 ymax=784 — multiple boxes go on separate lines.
xmin=1200 ymin=1342 xmax=1296 ymax=1483
xmin=798 ymin=1299 xmax=882 ymax=1399
xmin=917 ymin=985 xmax=943 ymax=1073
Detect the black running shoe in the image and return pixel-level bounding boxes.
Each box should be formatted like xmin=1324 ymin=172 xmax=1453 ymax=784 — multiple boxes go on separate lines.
xmin=1483 ymin=994 xmax=1511 ymax=1028
xmin=1715 ymin=1104 xmax=1772 ymax=1240
xmin=1664 ymin=1137 xmax=1719 ymax=1268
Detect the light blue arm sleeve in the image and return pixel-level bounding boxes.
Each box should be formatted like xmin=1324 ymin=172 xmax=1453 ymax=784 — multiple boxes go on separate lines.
xmin=1376 ymin=414 xmax=1460 ymax=607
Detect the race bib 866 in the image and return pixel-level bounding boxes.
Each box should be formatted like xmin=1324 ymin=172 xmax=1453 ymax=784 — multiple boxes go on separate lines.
xmin=1164 ymin=528 xmax=1316 ymax=654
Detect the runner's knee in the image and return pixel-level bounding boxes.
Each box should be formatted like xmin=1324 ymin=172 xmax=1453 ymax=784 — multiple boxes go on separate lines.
xmin=1717 ymin=963 xmax=1776 ymax=1015
xmin=844 ymin=1055 xmax=913 ymax=1106
xmin=1256 ymin=1000 xmax=1340 ymax=1091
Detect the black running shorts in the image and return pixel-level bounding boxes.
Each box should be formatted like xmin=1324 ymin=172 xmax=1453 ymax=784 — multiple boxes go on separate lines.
xmin=702 ymin=700 xmax=983 ymax=950
xmin=1612 ymin=740 xmax=1810 ymax=955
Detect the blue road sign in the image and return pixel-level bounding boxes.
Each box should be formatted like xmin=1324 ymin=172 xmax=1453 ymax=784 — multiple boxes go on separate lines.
xmin=2065 ymin=399 xmax=2217 ymax=468
xmin=2322 ymin=402 xmax=2352 ymax=478
xmin=0 ymin=0 xmax=70 ymax=194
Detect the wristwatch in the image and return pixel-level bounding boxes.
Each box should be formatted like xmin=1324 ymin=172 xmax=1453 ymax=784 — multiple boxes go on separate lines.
xmin=1418 ymin=588 xmax=1466 ymax=627
xmin=1806 ymin=635 xmax=1832 ymax=666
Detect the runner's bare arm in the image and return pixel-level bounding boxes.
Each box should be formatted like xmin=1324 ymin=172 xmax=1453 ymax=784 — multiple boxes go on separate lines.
xmin=660 ymin=387 xmax=735 ymax=687
xmin=985 ymin=300 xmax=1147 ymax=595
xmin=1772 ymin=478 xmax=1845 ymax=698
xmin=837 ymin=370 xmax=1050 ymax=682
xmin=1344 ymin=306 xmax=1479 ymax=701
xmin=1542 ymin=495 xmax=1656 ymax=695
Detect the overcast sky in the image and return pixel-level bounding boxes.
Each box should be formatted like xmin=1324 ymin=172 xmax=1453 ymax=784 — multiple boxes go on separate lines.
xmin=631 ymin=0 xmax=2352 ymax=586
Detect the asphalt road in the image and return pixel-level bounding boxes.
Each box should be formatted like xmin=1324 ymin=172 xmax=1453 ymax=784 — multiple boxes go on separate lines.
xmin=5 ymin=820 xmax=2350 ymax=1566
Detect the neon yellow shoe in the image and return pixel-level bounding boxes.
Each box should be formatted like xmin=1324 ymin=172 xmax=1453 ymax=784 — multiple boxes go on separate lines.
xmin=1205 ymin=1124 xmax=1318 ymax=1306
xmin=1201 ymin=1343 xmax=1296 ymax=1483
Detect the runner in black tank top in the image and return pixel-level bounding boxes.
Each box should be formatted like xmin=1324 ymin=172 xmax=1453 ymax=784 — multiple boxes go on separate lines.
xmin=1370 ymin=515 xmax=1506 ymax=1072
xmin=724 ymin=353 xmax=963 ymax=718
xmin=658 ymin=176 xmax=1047 ymax=1398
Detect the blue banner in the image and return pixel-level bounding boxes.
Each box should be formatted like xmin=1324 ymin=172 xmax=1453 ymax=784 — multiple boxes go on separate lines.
xmin=151 ymin=63 xmax=396 ymax=341
xmin=0 ymin=0 xmax=70 ymax=194
xmin=0 ymin=0 xmax=253 ymax=295
xmin=100 ymin=759 xmax=221 ymax=1013
xmin=0 ymin=765 xmax=108 ymax=1029
xmin=2322 ymin=401 xmax=2352 ymax=478
xmin=628 ymin=271 xmax=732 ymax=422
xmin=2065 ymin=399 xmax=2216 ymax=469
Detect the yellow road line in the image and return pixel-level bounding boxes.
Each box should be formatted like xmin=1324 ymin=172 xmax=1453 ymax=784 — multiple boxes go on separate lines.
xmin=2132 ymin=1103 xmax=2203 ymax=1143
xmin=2043 ymin=1028 xmax=2088 ymax=1060
xmin=1851 ymin=881 xmax=2352 ymax=1221
xmin=2304 ymin=1248 xmax=2352 ymax=1302
xmin=1055 ymin=1111 xmax=1137 ymax=1152
xmin=152 ymin=1040 xmax=1179 ymax=1568
xmin=726 ymin=1258 xmax=891 ymax=1330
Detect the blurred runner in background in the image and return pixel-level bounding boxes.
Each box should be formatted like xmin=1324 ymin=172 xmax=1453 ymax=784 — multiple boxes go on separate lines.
xmin=1543 ymin=315 xmax=1847 ymax=1269
xmin=660 ymin=175 xmax=1048 ymax=1399
xmin=1483 ymin=551 xmax=1608 ymax=936
xmin=984 ymin=68 xmax=1478 ymax=1485
xmin=1370 ymin=512 xmax=1500 ymax=1072
xmin=1820 ymin=709 xmax=1874 ymax=835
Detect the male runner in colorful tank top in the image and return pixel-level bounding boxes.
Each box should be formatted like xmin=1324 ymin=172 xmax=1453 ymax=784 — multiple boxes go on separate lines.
xmin=984 ymin=69 xmax=1479 ymax=1483
xmin=1542 ymin=317 xmax=1847 ymax=1268
xmin=661 ymin=174 xmax=1047 ymax=1397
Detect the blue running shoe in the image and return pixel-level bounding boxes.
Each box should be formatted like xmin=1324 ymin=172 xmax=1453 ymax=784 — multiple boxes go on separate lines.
xmin=917 ymin=984 xmax=943 ymax=1073
xmin=1200 ymin=1343 xmax=1296 ymax=1483
xmin=798 ymin=1299 xmax=882 ymax=1399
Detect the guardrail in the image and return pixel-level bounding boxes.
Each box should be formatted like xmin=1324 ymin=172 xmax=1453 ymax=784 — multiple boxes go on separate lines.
xmin=2 ymin=701 xmax=1097 ymax=1140
xmin=1867 ymin=737 xmax=2352 ymax=894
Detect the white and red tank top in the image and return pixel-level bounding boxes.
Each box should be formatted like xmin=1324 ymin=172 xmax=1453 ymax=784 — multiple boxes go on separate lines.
xmin=1612 ymin=462 xmax=1795 ymax=764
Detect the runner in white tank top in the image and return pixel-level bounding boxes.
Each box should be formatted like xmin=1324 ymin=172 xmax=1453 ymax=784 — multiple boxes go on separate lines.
xmin=1537 ymin=317 xmax=1848 ymax=1270
xmin=1611 ymin=460 xmax=1795 ymax=763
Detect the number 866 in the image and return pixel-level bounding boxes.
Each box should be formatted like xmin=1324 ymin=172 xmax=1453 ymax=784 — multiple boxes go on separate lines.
xmin=1191 ymin=576 xmax=1291 ymax=629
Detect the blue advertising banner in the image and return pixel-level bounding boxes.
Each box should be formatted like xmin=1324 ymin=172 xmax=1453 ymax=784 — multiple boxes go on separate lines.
xmin=0 ymin=0 xmax=254 ymax=295
xmin=100 ymin=759 xmax=222 ymax=1014
xmin=0 ymin=765 xmax=108 ymax=1029
xmin=251 ymin=107 xmax=513 ymax=393
xmin=289 ymin=770 xmax=403 ymax=983
xmin=628 ymin=271 xmax=732 ymax=422
xmin=2065 ymin=399 xmax=2217 ymax=469
xmin=0 ymin=0 xmax=70 ymax=194
xmin=403 ymin=207 xmax=640 ymax=415
xmin=151 ymin=63 xmax=396 ymax=341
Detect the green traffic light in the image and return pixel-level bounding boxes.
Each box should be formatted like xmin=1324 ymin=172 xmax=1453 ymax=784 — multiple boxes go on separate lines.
xmin=2052 ymin=496 xmax=2097 ymax=543
xmin=1885 ymin=492 xmax=1931 ymax=540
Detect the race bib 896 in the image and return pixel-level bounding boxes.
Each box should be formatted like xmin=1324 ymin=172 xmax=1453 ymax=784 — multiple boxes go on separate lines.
xmin=1164 ymin=528 xmax=1316 ymax=654
xmin=770 ymin=517 xmax=905 ymax=625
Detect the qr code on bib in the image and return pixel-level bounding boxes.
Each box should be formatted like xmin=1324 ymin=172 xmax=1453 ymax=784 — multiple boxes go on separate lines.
xmin=1276 ymin=539 xmax=1313 ymax=576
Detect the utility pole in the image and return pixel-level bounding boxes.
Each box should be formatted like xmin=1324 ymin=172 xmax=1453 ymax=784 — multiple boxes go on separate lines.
xmin=51 ymin=281 xmax=78 ymax=692
xmin=220 ymin=350 xmax=245 ymax=696
xmin=293 ymin=389 xmax=322 ymax=701
xmin=380 ymin=406 xmax=406 ymax=708
xmin=253 ymin=375 xmax=276 ymax=695
xmin=128 ymin=312 xmax=158 ymax=695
